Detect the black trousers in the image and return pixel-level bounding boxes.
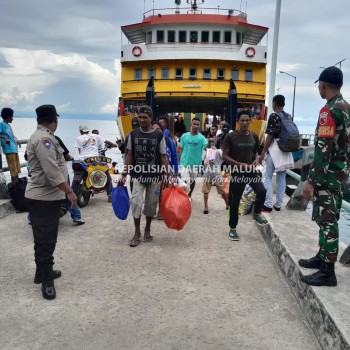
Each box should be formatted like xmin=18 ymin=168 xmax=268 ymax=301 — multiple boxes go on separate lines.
xmin=228 ymin=172 xmax=266 ymax=229
xmin=25 ymin=198 xmax=61 ymax=271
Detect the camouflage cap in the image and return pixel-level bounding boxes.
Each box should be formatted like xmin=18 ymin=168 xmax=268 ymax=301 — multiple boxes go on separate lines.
xmin=138 ymin=105 xmax=153 ymax=117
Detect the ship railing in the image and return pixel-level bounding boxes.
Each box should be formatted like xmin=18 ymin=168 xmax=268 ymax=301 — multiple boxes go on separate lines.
xmin=300 ymin=134 xmax=315 ymax=146
xmin=144 ymin=7 xmax=247 ymax=18
xmin=0 ymin=139 xmax=28 ymax=178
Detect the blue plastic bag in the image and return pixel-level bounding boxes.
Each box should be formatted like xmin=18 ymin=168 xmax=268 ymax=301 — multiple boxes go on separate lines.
xmin=112 ymin=185 xmax=130 ymax=220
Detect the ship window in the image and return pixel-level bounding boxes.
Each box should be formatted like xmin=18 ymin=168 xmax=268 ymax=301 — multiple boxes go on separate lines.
xmin=175 ymin=68 xmax=183 ymax=79
xmin=245 ymin=69 xmax=253 ymax=81
xmin=161 ymin=68 xmax=170 ymax=79
xmin=236 ymin=32 xmax=242 ymax=44
xmin=217 ymin=68 xmax=225 ymax=79
xmin=224 ymin=31 xmax=232 ymax=43
xmin=231 ymin=69 xmax=239 ymax=80
xmin=134 ymin=68 xmax=142 ymax=80
xmin=168 ymin=30 xmax=175 ymax=43
xmin=190 ymin=31 xmax=198 ymax=43
xmin=213 ymin=31 xmax=221 ymax=43
xmin=147 ymin=31 xmax=152 ymax=44
xmin=203 ymin=68 xmax=211 ymax=79
xmin=201 ymin=31 xmax=209 ymax=43
xmin=148 ymin=68 xmax=156 ymax=79
xmin=179 ymin=31 xmax=187 ymax=42
xmin=157 ymin=30 xmax=164 ymax=43
xmin=189 ymin=68 xmax=197 ymax=79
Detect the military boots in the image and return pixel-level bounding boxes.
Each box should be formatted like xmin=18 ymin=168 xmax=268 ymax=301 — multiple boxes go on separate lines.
xmin=302 ymin=262 xmax=337 ymax=287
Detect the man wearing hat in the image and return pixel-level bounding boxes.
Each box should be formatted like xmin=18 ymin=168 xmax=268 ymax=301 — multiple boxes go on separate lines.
xmin=121 ymin=105 xmax=170 ymax=247
xmin=25 ymin=104 xmax=77 ymax=300
xmin=74 ymin=124 xmax=104 ymax=161
xmin=300 ymin=66 xmax=350 ymax=287
xmin=0 ymin=107 xmax=21 ymax=181
xmin=74 ymin=125 xmax=113 ymax=201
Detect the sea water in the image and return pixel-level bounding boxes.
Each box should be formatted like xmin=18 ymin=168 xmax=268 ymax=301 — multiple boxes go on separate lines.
xmin=2 ymin=117 xmax=350 ymax=244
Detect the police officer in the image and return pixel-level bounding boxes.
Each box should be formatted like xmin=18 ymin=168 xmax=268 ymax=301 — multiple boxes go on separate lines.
xmin=25 ymin=105 xmax=77 ymax=300
xmin=300 ymin=67 xmax=350 ymax=287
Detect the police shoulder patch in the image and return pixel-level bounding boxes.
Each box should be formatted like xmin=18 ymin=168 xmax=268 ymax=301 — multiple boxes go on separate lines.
xmin=42 ymin=138 xmax=52 ymax=149
xmin=318 ymin=106 xmax=336 ymax=138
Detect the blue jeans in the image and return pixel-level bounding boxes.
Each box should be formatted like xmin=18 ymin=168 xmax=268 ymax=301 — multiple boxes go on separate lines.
xmin=65 ymin=197 xmax=82 ymax=220
xmin=263 ymin=154 xmax=286 ymax=209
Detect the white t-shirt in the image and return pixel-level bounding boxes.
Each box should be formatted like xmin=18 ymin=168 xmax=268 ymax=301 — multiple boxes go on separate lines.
xmin=74 ymin=133 xmax=104 ymax=160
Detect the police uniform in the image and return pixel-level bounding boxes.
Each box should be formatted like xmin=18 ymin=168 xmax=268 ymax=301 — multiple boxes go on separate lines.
xmin=308 ymin=92 xmax=350 ymax=263
xmin=25 ymin=105 xmax=70 ymax=299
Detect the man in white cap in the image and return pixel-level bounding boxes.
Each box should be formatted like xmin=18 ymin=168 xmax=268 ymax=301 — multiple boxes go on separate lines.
xmin=74 ymin=125 xmax=104 ymax=160
xmin=74 ymin=125 xmax=112 ymax=202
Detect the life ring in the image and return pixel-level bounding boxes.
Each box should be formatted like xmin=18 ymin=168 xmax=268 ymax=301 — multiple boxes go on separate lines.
xmin=245 ymin=46 xmax=255 ymax=58
xmin=132 ymin=46 xmax=142 ymax=57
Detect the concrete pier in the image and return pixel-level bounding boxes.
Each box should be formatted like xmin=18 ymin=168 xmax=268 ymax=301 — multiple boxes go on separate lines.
xmin=0 ymin=185 xmax=347 ymax=349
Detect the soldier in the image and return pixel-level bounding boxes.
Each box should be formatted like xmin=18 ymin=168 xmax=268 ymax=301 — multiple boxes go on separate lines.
xmin=300 ymin=66 xmax=350 ymax=287
xmin=25 ymin=105 xmax=77 ymax=300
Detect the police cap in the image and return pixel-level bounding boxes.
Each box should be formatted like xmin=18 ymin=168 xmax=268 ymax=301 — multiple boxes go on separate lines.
xmin=36 ymin=104 xmax=60 ymax=120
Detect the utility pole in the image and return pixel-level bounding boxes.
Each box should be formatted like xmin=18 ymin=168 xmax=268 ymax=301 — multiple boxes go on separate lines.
xmin=268 ymin=0 xmax=282 ymax=114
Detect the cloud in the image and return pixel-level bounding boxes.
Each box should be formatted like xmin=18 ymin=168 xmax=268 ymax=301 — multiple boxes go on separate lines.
xmin=0 ymin=87 xmax=43 ymax=108
xmin=0 ymin=48 xmax=119 ymax=112
xmin=1 ymin=0 xmax=350 ymax=121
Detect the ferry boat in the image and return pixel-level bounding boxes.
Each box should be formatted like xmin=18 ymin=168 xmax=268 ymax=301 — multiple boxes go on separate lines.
xmin=117 ymin=0 xmax=269 ymax=139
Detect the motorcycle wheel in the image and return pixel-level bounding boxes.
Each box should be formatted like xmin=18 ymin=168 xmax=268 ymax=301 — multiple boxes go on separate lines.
xmin=75 ymin=183 xmax=91 ymax=208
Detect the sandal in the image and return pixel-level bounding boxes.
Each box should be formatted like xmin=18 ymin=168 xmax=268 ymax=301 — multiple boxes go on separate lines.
xmin=129 ymin=239 xmax=141 ymax=247
xmin=157 ymin=215 xmax=163 ymax=220
xmin=253 ymin=213 xmax=268 ymax=225
xmin=228 ymin=229 xmax=240 ymax=241
xmin=203 ymin=209 xmax=209 ymax=214
xmin=143 ymin=236 xmax=153 ymax=243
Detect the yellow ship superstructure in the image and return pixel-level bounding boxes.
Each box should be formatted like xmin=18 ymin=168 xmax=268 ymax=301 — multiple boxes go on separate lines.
xmin=118 ymin=2 xmax=268 ymax=137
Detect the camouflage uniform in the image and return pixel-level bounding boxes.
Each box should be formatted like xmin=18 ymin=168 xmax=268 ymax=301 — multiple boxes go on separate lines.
xmin=308 ymin=94 xmax=350 ymax=263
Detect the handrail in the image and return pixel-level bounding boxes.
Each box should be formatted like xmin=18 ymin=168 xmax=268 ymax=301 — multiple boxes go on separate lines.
xmin=286 ymin=169 xmax=350 ymax=213
xmin=0 ymin=139 xmax=28 ymax=173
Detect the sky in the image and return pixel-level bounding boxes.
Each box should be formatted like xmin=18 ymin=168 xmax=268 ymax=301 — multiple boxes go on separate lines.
xmin=0 ymin=0 xmax=349 ymax=125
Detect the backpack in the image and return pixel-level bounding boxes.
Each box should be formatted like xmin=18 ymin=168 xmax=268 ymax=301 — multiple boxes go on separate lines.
xmin=7 ymin=177 xmax=28 ymax=212
xmin=276 ymin=111 xmax=301 ymax=152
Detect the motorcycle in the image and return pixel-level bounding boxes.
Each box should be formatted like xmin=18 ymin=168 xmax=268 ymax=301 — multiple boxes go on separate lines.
xmin=72 ymin=150 xmax=112 ymax=207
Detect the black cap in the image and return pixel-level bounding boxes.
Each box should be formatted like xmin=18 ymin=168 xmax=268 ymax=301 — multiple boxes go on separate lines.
xmin=36 ymin=105 xmax=60 ymax=120
xmin=315 ymin=66 xmax=343 ymax=85
xmin=138 ymin=105 xmax=153 ymax=117
xmin=1 ymin=107 xmax=14 ymax=119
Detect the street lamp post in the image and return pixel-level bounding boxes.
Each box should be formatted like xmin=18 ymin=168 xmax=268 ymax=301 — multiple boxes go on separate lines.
xmin=279 ymin=71 xmax=296 ymax=120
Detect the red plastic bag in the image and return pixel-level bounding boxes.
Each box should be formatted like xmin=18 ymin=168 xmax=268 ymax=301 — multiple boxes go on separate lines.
xmin=160 ymin=185 xmax=192 ymax=231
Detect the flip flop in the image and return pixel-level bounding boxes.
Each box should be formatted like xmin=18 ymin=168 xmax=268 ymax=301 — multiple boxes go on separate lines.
xmin=253 ymin=213 xmax=268 ymax=225
xmin=129 ymin=239 xmax=141 ymax=247
xmin=143 ymin=236 xmax=153 ymax=243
